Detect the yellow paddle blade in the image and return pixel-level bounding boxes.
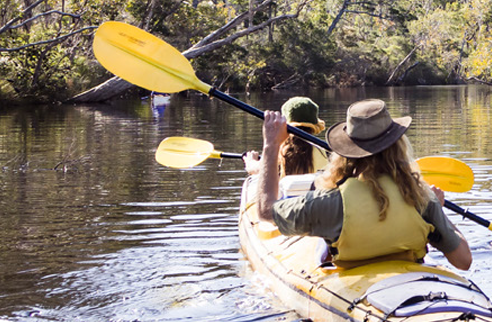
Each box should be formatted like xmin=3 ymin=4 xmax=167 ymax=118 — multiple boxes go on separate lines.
xmin=416 ymin=156 xmax=474 ymax=193
xmin=155 ymin=137 xmax=216 ymax=168
xmin=93 ymin=21 xmax=212 ymax=94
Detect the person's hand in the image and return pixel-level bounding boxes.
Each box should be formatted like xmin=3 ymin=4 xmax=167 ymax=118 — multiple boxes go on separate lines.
xmin=431 ymin=185 xmax=445 ymax=206
xmin=262 ymin=110 xmax=288 ymax=148
xmin=243 ymin=151 xmax=260 ymax=175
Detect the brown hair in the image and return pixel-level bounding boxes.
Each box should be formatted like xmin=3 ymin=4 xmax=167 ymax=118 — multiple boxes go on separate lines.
xmin=279 ymin=126 xmax=314 ymax=177
xmin=316 ymin=135 xmax=430 ymax=220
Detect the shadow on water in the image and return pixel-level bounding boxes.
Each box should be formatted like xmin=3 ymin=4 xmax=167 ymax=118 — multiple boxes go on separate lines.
xmin=0 ymin=85 xmax=492 ymax=321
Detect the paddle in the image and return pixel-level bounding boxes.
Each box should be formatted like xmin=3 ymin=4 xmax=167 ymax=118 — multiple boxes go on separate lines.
xmin=416 ymin=156 xmax=474 ymax=193
xmin=155 ymin=136 xmax=242 ymax=168
xmin=416 ymin=157 xmax=492 ymax=231
xmin=92 ymin=21 xmax=330 ymax=152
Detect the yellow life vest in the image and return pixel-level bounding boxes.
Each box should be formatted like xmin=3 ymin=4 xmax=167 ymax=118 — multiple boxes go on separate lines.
xmin=331 ymin=175 xmax=434 ymax=264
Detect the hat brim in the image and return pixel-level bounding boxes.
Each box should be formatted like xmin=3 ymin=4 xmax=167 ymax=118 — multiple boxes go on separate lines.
xmin=326 ymin=116 xmax=412 ymax=158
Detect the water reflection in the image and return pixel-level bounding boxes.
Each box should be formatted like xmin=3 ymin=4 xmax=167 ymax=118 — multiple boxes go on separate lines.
xmin=0 ymin=86 xmax=492 ymax=321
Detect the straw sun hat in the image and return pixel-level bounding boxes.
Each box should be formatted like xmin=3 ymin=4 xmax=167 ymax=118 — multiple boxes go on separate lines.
xmin=325 ymin=99 xmax=412 ymax=158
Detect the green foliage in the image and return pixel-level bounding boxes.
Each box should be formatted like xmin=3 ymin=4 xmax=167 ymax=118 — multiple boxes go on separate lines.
xmin=3 ymin=0 xmax=492 ymax=103
xmin=127 ymin=0 xmax=233 ymax=50
xmin=192 ymin=13 xmax=337 ymax=91
xmin=460 ymin=0 xmax=492 ymax=82
xmin=0 ymin=0 xmax=129 ymax=102
xmin=72 ymin=0 xmax=128 ymax=25
xmin=265 ymin=18 xmax=336 ymax=88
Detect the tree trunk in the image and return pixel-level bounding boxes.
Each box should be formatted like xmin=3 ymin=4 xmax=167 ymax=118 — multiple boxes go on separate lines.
xmin=386 ymin=45 xmax=419 ymax=85
xmin=68 ymin=77 xmax=134 ymax=103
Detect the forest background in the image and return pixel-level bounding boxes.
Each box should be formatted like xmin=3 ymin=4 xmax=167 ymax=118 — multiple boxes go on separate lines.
xmin=1 ymin=0 xmax=492 ymax=104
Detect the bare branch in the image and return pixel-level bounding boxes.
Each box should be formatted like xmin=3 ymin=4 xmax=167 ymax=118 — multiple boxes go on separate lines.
xmin=345 ymin=10 xmax=391 ymax=20
xmin=327 ymin=0 xmax=350 ymax=37
xmin=466 ymin=76 xmax=492 ymax=86
xmin=186 ymin=0 xmax=311 ymax=57
xmin=8 ymin=10 xmax=81 ymax=30
xmin=69 ymin=77 xmax=135 ymax=103
xmin=386 ymin=45 xmax=420 ymax=85
xmin=184 ymin=12 xmax=300 ymax=58
xmin=271 ymin=72 xmax=301 ymax=90
xmin=0 ymin=26 xmax=96 ymax=52
xmin=0 ymin=0 xmax=46 ymax=34
xmin=191 ymin=0 xmax=276 ymax=48
xmin=327 ymin=0 xmax=394 ymax=36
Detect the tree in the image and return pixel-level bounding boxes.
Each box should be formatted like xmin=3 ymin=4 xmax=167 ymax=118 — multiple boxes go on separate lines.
xmin=2 ymin=0 xmax=492 ymax=104
xmin=72 ymin=0 xmax=313 ymax=102
xmin=0 ymin=0 xmax=131 ymax=103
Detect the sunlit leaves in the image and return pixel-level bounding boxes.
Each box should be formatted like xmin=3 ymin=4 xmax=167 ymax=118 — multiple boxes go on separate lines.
xmin=405 ymin=0 xmax=492 ymax=82
xmin=0 ymin=0 xmax=126 ymax=102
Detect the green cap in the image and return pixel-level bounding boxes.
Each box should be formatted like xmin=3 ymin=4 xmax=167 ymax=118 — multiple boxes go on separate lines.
xmin=281 ymin=97 xmax=320 ymax=125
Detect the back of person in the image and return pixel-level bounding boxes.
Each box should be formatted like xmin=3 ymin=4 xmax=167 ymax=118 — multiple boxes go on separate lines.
xmin=280 ymin=127 xmax=327 ymax=176
xmin=331 ymin=175 xmax=433 ymax=268
xmin=244 ymin=96 xmax=328 ymax=177
xmin=280 ymin=97 xmax=327 ymax=177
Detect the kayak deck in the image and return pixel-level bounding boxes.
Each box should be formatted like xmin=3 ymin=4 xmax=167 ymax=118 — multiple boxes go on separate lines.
xmin=239 ymin=175 xmax=492 ymax=321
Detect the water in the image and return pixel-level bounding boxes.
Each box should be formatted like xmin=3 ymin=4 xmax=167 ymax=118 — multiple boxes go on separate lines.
xmin=1 ymin=85 xmax=492 ymax=321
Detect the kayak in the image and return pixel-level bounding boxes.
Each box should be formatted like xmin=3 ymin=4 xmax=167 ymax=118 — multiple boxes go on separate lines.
xmin=238 ymin=174 xmax=492 ymax=321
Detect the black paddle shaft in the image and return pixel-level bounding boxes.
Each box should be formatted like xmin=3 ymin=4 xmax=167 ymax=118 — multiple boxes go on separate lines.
xmin=444 ymin=200 xmax=491 ymax=228
xmin=220 ymin=152 xmax=243 ymax=159
xmin=210 ymin=88 xmax=332 ymax=152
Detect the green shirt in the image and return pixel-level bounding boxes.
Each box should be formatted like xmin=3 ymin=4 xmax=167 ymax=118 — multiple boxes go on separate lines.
xmin=272 ymin=188 xmax=462 ymax=254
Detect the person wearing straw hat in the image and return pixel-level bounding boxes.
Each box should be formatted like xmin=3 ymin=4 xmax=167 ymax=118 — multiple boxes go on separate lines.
xmin=255 ymin=99 xmax=472 ymax=270
xmin=243 ymin=96 xmax=328 ymax=177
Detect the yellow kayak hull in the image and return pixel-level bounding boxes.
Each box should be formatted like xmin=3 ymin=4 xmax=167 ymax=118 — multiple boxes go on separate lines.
xmin=239 ymin=176 xmax=492 ymax=321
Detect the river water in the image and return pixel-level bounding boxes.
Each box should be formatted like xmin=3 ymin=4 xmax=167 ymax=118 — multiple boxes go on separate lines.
xmin=1 ymin=85 xmax=492 ymax=321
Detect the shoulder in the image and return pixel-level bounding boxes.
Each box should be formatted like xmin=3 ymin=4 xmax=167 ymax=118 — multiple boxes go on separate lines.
xmin=274 ymin=188 xmax=343 ymax=224
xmin=273 ymin=188 xmax=343 ymax=239
xmin=276 ymin=188 xmax=341 ymax=209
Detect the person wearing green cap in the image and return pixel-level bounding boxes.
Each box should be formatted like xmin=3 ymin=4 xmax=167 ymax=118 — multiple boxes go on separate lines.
xmin=243 ymin=96 xmax=328 ymax=177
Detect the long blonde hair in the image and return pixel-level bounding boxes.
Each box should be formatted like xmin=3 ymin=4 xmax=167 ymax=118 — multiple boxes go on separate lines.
xmin=316 ymin=135 xmax=430 ymax=220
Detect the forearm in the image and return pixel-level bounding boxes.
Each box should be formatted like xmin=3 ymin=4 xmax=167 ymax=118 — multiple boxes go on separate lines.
xmin=256 ymin=110 xmax=288 ymax=223
xmin=424 ymin=197 xmax=472 ymax=270
xmin=444 ymin=227 xmax=472 ymax=270
xmin=257 ymin=144 xmax=281 ymax=223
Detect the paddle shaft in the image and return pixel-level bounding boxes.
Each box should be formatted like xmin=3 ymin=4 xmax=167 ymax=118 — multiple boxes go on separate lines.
xmin=444 ymin=200 xmax=492 ymax=230
xmin=210 ymin=89 xmax=331 ymax=152
xmin=219 ymin=152 xmax=243 ymax=159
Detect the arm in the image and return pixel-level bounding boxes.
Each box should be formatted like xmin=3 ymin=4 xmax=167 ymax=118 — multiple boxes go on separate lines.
xmin=429 ymin=186 xmax=472 ymax=270
xmin=443 ymin=232 xmax=472 ymax=270
xmin=257 ymin=111 xmax=289 ymax=223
